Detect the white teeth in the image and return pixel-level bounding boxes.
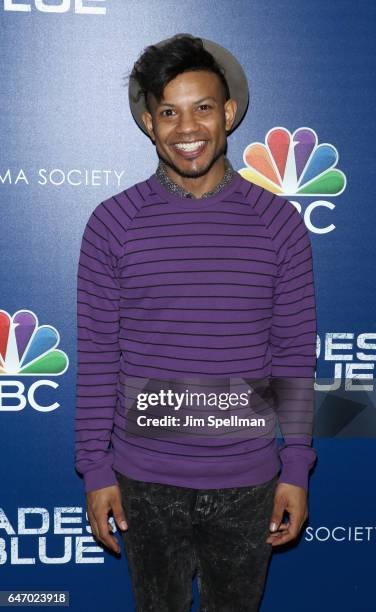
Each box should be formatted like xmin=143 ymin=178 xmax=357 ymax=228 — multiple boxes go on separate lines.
xmin=174 ymin=140 xmax=206 ymax=152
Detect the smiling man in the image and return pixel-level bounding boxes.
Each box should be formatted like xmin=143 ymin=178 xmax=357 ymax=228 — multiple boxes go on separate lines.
xmin=75 ymin=33 xmax=317 ymax=611
xmin=141 ymin=69 xmax=236 ymax=195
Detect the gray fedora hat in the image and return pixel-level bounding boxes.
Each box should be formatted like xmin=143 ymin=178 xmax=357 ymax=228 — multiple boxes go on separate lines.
xmin=128 ymin=33 xmax=249 ymax=136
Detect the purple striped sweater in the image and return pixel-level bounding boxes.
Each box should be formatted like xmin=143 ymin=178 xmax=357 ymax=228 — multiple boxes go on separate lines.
xmin=75 ymin=170 xmax=317 ymax=493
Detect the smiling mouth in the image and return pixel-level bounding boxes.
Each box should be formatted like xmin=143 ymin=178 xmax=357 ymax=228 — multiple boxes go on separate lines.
xmin=172 ymin=140 xmax=208 ymax=158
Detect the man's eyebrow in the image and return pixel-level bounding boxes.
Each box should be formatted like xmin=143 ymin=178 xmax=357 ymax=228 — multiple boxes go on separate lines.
xmin=158 ymin=96 xmax=218 ymax=108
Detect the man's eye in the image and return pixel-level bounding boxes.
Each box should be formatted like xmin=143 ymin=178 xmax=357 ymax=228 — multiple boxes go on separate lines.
xmin=198 ymin=104 xmax=211 ymax=111
xmin=161 ymin=109 xmax=175 ymax=117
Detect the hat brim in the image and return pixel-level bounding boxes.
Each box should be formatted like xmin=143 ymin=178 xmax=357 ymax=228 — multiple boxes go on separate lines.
xmin=128 ymin=35 xmax=249 ymax=137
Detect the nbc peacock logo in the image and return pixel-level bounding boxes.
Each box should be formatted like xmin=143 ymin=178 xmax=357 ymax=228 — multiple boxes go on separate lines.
xmin=239 ymin=127 xmax=346 ymax=197
xmin=0 ymin=309 xmax=68 ymax=376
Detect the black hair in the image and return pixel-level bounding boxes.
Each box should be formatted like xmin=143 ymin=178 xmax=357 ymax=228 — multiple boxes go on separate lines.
xmin=124 ymin=33 xmax=230 ymax=112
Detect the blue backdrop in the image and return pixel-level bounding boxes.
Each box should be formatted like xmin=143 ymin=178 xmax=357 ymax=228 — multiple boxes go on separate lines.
xmin=1 ymin=1 xmax=375 ymax=610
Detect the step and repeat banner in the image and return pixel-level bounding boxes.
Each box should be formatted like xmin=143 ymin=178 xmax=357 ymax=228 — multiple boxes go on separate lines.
xmin=1 ymin=1 xmax=375 ymax=611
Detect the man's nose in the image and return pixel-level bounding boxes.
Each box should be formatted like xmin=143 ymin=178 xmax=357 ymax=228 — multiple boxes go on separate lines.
xmin=176 ymin=111 xmax=199 ymax=134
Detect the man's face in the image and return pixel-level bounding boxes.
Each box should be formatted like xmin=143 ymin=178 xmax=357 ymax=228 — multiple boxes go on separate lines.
xmin=141 ymin=70 xmax=237 ymax=179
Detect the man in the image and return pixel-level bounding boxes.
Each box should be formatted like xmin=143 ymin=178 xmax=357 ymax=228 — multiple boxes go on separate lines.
xmin=75 ymin=34 xmax=317 ymax=611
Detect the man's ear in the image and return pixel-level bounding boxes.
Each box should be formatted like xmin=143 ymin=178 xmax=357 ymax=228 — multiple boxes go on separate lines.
xmin=141 ymin=111 xmax=155 ymax=142
xmin=224 ymin=98 xmax=238 ymax=133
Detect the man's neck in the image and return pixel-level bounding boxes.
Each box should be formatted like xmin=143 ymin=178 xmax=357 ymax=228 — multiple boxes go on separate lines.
xmin=162 ymin=155 xmax=226 ymax=198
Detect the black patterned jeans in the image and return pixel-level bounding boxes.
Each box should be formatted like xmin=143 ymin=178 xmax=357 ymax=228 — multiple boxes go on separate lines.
xmin=114 ymin=469 xmax=279 ymax=612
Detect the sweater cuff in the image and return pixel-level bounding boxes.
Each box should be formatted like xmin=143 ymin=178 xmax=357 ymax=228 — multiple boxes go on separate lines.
xmin=83 ymin=465 xmax=118 ymax=493
xmin=277 ymin=461 xmax=311 ymax=491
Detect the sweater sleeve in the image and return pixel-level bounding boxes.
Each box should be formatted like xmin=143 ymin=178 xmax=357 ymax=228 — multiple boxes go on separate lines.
xmin=75 ymin=204 xmax=121 ymax=493
xmin=270 ymin=204 xmax=317 ymax=491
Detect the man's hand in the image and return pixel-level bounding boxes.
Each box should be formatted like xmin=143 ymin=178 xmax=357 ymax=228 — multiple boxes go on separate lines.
xmin=266 ymin=482 xmax=308 ymax=546
xmin=86 ymin=484 xmax=128 ymax=554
